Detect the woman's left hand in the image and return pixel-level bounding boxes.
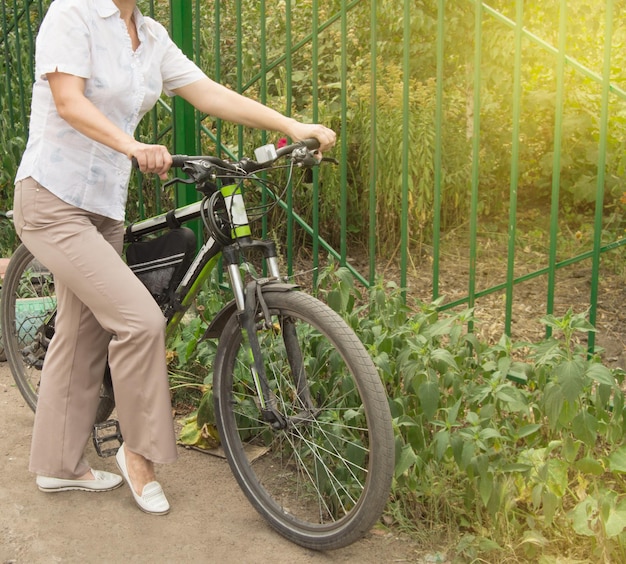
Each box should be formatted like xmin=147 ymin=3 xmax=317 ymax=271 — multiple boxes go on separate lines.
xmin=286 ymin=121 xmax=337 ymax=153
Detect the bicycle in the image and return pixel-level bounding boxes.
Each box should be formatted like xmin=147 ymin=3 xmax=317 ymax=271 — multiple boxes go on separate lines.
xmin=0 ymin=139 xmax=394 ymax=550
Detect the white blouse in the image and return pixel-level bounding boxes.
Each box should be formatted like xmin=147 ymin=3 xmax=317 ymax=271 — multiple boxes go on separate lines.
xmin=16 ymin=0 xmax=206 ymax=220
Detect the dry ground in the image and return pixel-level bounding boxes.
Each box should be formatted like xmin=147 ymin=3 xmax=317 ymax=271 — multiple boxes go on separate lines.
xmin=359 ymin=229 xmax=626 ymax=370
xmin=0 ymin=361 xmax=429 ymax=564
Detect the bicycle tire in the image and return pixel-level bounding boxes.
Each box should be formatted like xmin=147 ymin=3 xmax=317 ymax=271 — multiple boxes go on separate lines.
xmin=1 ymin=243 xmax=115 ymax=422
xmin=213 ymin=290 xmax=394 ymax=550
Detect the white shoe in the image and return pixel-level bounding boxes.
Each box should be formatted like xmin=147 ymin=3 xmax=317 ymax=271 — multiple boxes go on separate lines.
xmin=115 ymin=443 xmax=170 ymax=515
xmin=36 ymin=469 xmax=123 ymax=492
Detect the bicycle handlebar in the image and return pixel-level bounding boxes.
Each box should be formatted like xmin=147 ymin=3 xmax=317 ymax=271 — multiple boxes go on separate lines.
xmin=131 ymin=138 xmax=322 ymax=174
xmin=169 ymin=137 xmax=321 ymax=172
xmin=276 ymin=137 xmax=320 ymax=158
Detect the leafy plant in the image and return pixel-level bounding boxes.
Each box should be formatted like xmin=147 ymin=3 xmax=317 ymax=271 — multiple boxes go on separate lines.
xmin=314 ymin=263 xmax=626 ymax=561
xmin=167 ymin=270 xmax=225 ymax=448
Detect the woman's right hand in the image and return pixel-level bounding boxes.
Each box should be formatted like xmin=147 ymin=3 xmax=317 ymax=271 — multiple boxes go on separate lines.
xmin=124 ymin=141 xmax=172 ymax=180
xmin=46 ymin=72 xmax=173 ymax=179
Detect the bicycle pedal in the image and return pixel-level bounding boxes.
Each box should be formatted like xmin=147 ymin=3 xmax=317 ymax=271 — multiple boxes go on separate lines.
xmin=92 ymin=419 xmax=123 ymax=458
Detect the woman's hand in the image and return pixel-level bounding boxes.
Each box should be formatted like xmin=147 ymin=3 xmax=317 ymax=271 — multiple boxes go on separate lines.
xmin=124 ymin=141 xmax=172 ymax=180
xmin=284 ymin=121 xmax=337 ymax=153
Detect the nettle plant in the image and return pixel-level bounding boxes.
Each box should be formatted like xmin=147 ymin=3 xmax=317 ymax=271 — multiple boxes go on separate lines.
xmin=314 ymin=264 xmax=626 ymax=561
xmin=171 ymin=262 xmax=626 ymax=560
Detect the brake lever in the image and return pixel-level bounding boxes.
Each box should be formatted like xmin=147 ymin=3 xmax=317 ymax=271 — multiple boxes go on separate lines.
xmin=162 ymin=176 xmax=193 ymax=190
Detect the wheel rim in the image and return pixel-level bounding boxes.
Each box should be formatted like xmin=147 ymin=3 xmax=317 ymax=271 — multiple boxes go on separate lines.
xmin=2 ymin=249 xmax=56 ymax=407
xmin=220 ymin=305 xmax=376 ymax=531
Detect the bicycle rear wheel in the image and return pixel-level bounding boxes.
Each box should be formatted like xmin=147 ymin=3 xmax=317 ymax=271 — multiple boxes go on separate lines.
xmin=213 ymin=290 xmax=394 ymax=550
xmin=1 ymin=243 xmax=115 ymax=422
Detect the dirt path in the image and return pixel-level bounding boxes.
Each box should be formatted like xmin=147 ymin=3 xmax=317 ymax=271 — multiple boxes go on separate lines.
xmin=0 ymin=362 xmax=421 ymax=564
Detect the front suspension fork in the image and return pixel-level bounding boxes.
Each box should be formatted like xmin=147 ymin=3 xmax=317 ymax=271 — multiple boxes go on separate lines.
xmin=224 ymin=241 xmax=287 ymax=428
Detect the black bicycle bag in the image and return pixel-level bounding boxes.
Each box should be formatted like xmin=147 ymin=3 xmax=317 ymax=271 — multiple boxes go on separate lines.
xmin=126 ymin=227 xmax=196 ymax=304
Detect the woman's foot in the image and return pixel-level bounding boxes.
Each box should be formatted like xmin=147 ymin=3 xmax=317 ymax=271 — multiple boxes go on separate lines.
xmin=122 ymin=448 xmax=156 ymax=495
xmin=36 ymin=469 xmax=123 ymax=492
xmin=115 ymin=443 xmax=170 ymax=515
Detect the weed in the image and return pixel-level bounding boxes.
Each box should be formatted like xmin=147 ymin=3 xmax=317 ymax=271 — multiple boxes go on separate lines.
xmin=315 ymin=263 xmax=626 ymax=561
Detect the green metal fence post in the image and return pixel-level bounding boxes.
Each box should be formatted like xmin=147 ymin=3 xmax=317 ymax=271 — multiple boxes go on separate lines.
xmin=432 ymin=0 xmax=445 ymax=301
xmin=235 ymin=1 xmax=243 ymax=155
xmin=546 ymin=0 xmax=568 ymax=338
xmin=504 ymin=0 xmax=524 ymax=335
xmin=589 ymin=0 xmax=615 ymax=352
xmin=214 ymin=1 xmax=222 ymax=157
xmin=468 ymin=1 xmax=483 ymax=325
xmin=11 ymin=0 xmax=27 ymax=127
xmin=339 ymin=0 xmax=348 ymax=267
xmin=400 ymin=0 xmax=411 ymax=298
xmin=369 ymin=0 xmax=378 ymax=285
xmin=311 ymin=0 xmax=321 ymax=288
xmin=170 ymin=0 xmax=197 ymax=208
xmin=0 ymin=0 xmax=15 ymax=128
xmin=285 ymin=0 xmax=294 ymax=277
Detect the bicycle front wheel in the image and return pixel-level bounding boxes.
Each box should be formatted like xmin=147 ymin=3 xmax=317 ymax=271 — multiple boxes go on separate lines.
xmin=1 ymin=243 xmax=115 ymax=422
xmin=213 ymin=290 xmax=394 ymax=551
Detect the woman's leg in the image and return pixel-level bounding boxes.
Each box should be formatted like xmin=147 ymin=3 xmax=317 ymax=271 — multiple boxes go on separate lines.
xmin=14 ymin=179 xmax=177 ymax=479
xmin=29 ymin=276 xmax=114 ymax=478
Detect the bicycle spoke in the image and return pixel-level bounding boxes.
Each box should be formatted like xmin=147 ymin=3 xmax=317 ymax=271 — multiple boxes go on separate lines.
xmin=216 ymin=290 xmax=394 ymax=549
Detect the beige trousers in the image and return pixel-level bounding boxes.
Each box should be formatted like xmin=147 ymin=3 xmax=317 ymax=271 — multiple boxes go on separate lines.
xmin=13 ymin=178 xmax=177 ymax=479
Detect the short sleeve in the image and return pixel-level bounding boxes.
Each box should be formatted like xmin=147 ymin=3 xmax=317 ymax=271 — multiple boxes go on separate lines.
xmin=35 ymin=1 xmax=92 ymax=80
xmin=156 ymin=27 xmax=206 ymax=96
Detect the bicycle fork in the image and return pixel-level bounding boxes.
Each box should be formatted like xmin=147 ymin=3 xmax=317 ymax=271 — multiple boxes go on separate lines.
xmin=223 ymin=242 xmax=315 ymax=429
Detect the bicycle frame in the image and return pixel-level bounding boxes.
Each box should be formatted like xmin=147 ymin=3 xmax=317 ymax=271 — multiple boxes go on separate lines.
xmin=127 ymin=174 xmax=291 ymax=426
xmin=126 ymin=179 xmax=283 ymax=337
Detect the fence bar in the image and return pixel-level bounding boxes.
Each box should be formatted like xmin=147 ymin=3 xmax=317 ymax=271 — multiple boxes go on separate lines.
xmin=432 ymin=0 xmax=445 ymax=300
xmin=400 ymin=0 xmax=411 ymax=296
xmin=12 ymin=0 xmax=27 ymax=127
xmin=545 ymin=0 xmax=567 ymax=337
xmin=138 ymin=0 xmax=159 ymax=218
xmin=260 ymin=0 xmax=268 ymax=241
xmin=468 ymin=1 xmax=483 ymax=323
xmin=235 ymin=1 xmax=243 ymax=155
xmin=368 ymin=0 xmax=378 ymax=285
xmin=194 ymin=0 xmax=202 ymax=151
xmin=170 ymin=0 xmax=198 ymax=209
xmin=1 ymin=0 xmax=15 ymax=128
xmin=214 ymin=1 xmax=222 ymax=157
xmin=23 ymin=0 xmax=35 ymax=81
xmin=588 ymin=0 xmax=615 ymax=351
xmin=504 ymin=0 xmax=524 ymax=334
xmin=339 ymin=0 xmax=348 ymax=266
xmin=285 ymin=0 xmax=294 ymax=277
xmin=311 ymin=0 xmax=320 ymax=288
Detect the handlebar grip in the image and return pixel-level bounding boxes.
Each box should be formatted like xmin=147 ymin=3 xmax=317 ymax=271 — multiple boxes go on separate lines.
xmin=275 ymin=137 xmax=322 ymax=159
xmin=131 ymin=155 xmax=189 ymax=170
xmin=302 ymin=138 xmax=321 ymax=150
xmin=171 ymin=155 xmax=189 ymax=168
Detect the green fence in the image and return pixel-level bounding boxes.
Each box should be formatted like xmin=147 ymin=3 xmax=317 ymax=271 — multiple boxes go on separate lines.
xmin=2 ymin=1 xmax=626 ymax=353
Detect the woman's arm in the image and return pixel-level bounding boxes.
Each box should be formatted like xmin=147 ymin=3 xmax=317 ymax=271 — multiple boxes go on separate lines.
xmin=47 ymin=72 xmax=172 ymax=178
xmin=173 ymin=78 xmax=336 ymax=151
xmin=48 ymin=71 xmax=336 ymax=177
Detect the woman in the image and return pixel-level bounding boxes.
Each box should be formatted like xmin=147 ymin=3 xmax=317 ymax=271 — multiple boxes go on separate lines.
xmin=13 ymin=0 xmax=336 ymax=515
